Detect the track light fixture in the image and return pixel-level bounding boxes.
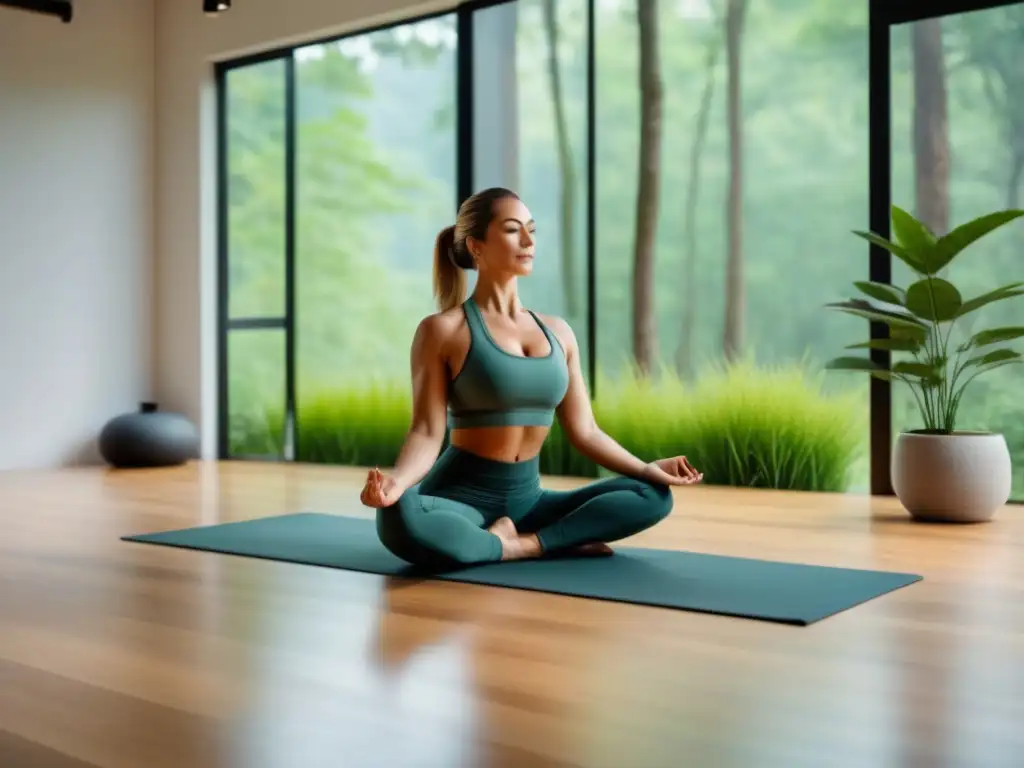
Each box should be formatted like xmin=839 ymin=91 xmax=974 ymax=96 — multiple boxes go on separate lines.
xmin=204 ymin=0 xmax=230 ymax=15
xmin=0 ymin=0 xmax=73 ymax=22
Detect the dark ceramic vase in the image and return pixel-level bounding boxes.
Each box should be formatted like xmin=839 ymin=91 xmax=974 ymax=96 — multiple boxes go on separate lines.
xmin=98 ymin=402 xmax=199 ymax=468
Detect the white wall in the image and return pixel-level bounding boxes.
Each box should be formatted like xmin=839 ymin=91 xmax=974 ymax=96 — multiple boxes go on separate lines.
xmin=154 ymin=0 xmax=451 ymax=459
xmin=0 ymin=0 xmax=155 ymax=469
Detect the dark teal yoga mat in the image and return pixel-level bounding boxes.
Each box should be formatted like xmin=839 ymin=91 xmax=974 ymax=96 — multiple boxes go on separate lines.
xmin=122 ymin=513 xmax=921 ymax=625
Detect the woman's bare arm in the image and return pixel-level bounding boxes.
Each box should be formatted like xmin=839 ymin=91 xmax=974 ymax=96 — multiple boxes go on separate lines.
xmin=549 ymin=318 xmax=651 ymax=479
xmin=389 ymin=315 xmax=452 ymax=492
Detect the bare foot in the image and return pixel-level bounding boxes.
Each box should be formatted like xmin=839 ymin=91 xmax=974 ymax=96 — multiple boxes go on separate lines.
xmin=487 ymin=516 xmax=517 ymax=542
xmin=564 ymin=542 xmax=614 ymax=558
xmin=487 ymin=517 xmax=543 ymax=561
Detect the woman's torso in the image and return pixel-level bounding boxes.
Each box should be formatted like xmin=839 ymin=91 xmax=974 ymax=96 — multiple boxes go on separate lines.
xmin=439 ymin=297 xmax=570 ymax=463
xmin=450 ymin=424 xmax=551 ymax=463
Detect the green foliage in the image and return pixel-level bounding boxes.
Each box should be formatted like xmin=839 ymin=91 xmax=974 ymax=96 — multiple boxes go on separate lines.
xmin=825 ymin=204 xmax=1024 ymax=434
xmin=230 ymin=360 xmax=865 ymax=492
xmin=593 ymin=359 xmax=865 ymax=491
xmin=297 ymin=383 xmax=412 ymax=468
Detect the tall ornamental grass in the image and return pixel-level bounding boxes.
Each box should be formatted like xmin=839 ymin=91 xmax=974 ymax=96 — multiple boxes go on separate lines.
xmin=591 ymin=359 xmax=865 ymax=491
xmin=230 ymin=359 xmax=866 ymax=492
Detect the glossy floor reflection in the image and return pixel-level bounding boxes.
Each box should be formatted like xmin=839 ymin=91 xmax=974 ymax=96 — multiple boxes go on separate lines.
xmin=1 ymin=460 xmax=1022 ymax=767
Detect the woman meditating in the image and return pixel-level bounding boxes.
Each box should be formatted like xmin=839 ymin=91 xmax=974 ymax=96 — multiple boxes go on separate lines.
xmin=360 ymin=187 xmax=702 ymax=568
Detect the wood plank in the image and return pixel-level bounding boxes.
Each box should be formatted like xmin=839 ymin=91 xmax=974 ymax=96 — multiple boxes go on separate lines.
xmin=1 ymin=460 xmax=1022 ymax=767
xmin=0 ymin=727 xmax=100 ymax=768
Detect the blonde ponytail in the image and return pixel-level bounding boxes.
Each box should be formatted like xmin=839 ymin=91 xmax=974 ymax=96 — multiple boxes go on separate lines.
xmin=432 ymin=187 xmax=520 ymax=312
xmin=433 ymin=224 xmax=467 ymax=312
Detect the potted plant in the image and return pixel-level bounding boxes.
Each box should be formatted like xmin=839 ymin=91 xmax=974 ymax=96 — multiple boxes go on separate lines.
xmin=825 ymin=204 xmax=1024 ymax=522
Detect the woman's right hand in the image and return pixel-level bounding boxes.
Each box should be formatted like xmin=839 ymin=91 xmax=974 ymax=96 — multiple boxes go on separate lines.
xmin=360 ymin=467 xmax=404 ymax=508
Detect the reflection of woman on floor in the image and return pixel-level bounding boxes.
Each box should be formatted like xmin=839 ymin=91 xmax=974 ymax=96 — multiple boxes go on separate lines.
xmin=360 ymin=188 xmax=703 ymax=569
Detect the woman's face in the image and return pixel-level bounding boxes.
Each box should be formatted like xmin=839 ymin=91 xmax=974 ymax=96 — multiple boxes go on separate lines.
xmin=468 ymin=196 xmax=536 ymax=278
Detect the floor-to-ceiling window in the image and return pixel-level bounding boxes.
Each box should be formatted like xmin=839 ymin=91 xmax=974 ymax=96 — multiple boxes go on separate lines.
xmin=217 ymin=1 xmax=594 ymax=478
xmin=469 ymin=0 xmax=592 ymax=475
xmin=219 ymin=56 xmax=290 ymax=460
xmin=215 ymin=0 xmax=1024 ymax=502
xmin=886 ymin=1 xmax=1024 ymax=500
xmin=873 ymin=0 xmax=1024 ymax=502
xmin=291 ymin=15 xmax=459 ymax=468
xmin=592 ymin=0 xmax=871 ymax=493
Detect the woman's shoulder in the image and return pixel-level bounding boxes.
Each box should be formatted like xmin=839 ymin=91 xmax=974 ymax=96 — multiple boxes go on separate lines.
xmin=420 ymin=306 xmax=468 ymax=332
xmin=412 ymin=307 xmax=469 ymax=350
xmin=533 ymin=312 xmax=579 ymax=354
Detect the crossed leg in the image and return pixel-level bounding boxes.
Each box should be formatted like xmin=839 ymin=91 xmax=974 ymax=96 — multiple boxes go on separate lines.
xmin=511 ymin=475 xmax=674 ymax=555
xmin=375 ymin=476 xmax=674 ymax=569
xmin=375 ymin=483 xmax=504 ymax=569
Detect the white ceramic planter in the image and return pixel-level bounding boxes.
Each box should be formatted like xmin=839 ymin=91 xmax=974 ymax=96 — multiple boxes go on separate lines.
xmin=892 ymin=431 xmax=1012 ymax=523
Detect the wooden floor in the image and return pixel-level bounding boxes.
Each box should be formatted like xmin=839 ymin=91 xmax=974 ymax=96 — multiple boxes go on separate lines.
xmin=2 ymin=461 xmax=1023 ymax=768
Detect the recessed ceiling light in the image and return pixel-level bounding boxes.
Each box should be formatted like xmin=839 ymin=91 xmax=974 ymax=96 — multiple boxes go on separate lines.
xmin=204 ymin=0 xmax=231 ymax=15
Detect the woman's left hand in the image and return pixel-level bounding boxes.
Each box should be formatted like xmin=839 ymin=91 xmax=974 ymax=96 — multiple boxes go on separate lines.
xmin=643 ymin=456 xmax=703 ymax=486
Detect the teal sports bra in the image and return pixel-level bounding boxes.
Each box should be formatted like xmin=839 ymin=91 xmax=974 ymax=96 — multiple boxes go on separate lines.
xmin=447 ymin=297 xmax=570 ymax=429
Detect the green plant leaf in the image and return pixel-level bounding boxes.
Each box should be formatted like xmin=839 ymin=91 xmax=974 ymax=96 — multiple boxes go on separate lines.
xmin=929 ymin=209 xmax=1024 ymax=273
xmin=966 ymin=326 xmax=1024 ymax=348
xmin=853 ymin=281 xmax=906 ymax=306
xmin=955 ymin=283 xmax=1024 ymax=318
xmin=823 ymin=356 xmax=886 ymax=373
xmin=891 ymin=205 xmax=936 ymax=255
xmin=955 ymin=358 xmax=1023 ymax=395
xmin=904 ymin=278 xmax=962 ymax=321
xmin=965 ymin=348 xmax=1022 ymax=368
xmin=852 ymin=230 xmax=922 ymax=273
xmin=890 ymin=324 xmax=931 ymax=343
xmin=892 ymin=361 xmax=942 ymax=383
xmin=845 ymin=337 xmax=923 ymax=352
xmin=825 ymin=299 xmax=930 ymax=330
xmin=972 ymin=358 xmax=1023 ymax=378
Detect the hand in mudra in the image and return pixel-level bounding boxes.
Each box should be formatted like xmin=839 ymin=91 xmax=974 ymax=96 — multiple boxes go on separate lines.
xmin=360 ymin=467 xmax=403 ymax=508
xmin=643 ymin=456 xmax=703 ymax=486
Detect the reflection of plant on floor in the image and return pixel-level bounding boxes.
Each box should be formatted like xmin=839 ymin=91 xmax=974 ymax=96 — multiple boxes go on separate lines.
xmin=825 ymin=205 xmax=1024 ymax=434
xmin=230 ymin=358 xmax=866 ymax=492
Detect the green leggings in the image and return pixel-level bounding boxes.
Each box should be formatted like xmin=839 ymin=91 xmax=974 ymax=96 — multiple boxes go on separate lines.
xmin=375 ymin=445 xmax=674 ymax=569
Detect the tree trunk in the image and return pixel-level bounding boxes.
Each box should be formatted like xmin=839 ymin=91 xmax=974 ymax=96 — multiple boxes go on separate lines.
xmin=633 ymin=0 xmax=663 ymax=376
xmin=912 ymin=18 xmax=949 ymax=236
xmin=676 ymin=22 xmax=722 ymax=379
xmin=542 ymin=0 xmax=578 ymax=320
xmin=722 ymin=0 xmax=747 ymax=363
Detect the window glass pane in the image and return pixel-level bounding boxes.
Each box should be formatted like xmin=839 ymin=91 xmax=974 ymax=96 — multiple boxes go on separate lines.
xmin=293 ymin=17 xmax=457 ymax=465
xmin=471 ymin=0 xmax=592 ymax=477
xmin=892 ymin=7 xmax=1024 ymax=500
xmin=225 ymin=58 xmax=287 ymax=319
xmin=227 ymin=329 xmax=286 ymax=458
xmin=595 ymin=0 xmax=870 ymax=492
xmin=471 ymin=0 xmax=590 ymax=374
